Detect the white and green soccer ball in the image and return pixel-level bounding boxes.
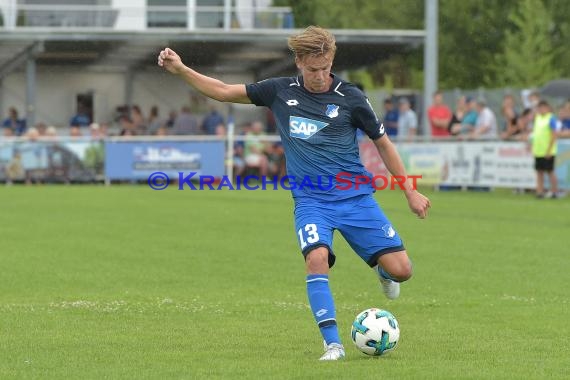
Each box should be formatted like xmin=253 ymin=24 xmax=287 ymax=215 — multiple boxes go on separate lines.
xmin=351 ymin=308 xmax=400 ymax=356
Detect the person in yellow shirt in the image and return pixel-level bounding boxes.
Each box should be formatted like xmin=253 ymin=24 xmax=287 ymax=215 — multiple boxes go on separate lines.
xmin=532 ymin=100 xmax=559 ymax=198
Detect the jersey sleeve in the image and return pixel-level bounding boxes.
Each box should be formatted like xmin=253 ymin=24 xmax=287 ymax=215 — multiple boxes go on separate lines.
xmin=549 ymin=115 xmax=558 ymax=131
xmin=350 ymin=94 xmax=385 ymax=140
xmin=245 ymin=78 xmax=280 ymax=107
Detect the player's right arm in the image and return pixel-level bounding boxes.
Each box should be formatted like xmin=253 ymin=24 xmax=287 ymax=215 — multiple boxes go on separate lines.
xmin=157 ymin=48 xmax=251 ymax=104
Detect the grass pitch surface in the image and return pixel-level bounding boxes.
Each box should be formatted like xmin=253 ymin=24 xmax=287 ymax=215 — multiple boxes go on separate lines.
xmin=1 ymin=185 xmax=568 ymax=379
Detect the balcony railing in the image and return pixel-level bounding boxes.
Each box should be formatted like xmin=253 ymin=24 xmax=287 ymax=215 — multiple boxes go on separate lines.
xmin=0 ymin=4 xmax=294 ymax=30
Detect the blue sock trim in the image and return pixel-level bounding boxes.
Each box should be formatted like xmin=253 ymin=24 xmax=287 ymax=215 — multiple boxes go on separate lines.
xmin=378 ymin=267 xmax=397 ymax=282
xmin=306 ymin=274 xmax=328 ymax=282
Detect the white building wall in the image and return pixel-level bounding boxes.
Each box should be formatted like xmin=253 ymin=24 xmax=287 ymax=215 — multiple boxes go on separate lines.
xmin=1 ymin=69 xmax=262 ymax=131
xmin=112 ymin=0 xmax=146 ymax=30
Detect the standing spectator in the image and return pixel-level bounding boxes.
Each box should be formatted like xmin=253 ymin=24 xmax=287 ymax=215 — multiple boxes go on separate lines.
xmin=501 ymin=108 xmax=532 ymax=141
xmin=451 ymin=96 xmax=477 ymax=137
xmin=555 ymin=100 xmax=570 ymax=138
xmin=532 ymin=100 xmax=559 ymax=198
xmin=427 ymin=91 xmax=452 ymax=138
xmin=2 ymin=107 xmax=27 ymax=136
xmin=447 ymin=95 xmax=467 ymax=137
xmin=396 ymin=98 xmax=417 ymax=142
xmin=172 ymin=106 xmax=200 ymax=135
xmin=469 ymin=99 xmax=498 ymax=139
xmin=201 ymin=106 xmax=225 ymax=135
xmin=501 ymin=94 xmax=518 ymax=135
xmin=383 ymin=98 xmax=399 ymax=138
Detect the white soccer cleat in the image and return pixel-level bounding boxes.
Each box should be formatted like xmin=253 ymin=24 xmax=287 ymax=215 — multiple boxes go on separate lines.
xmin=380 ymin=277 xmax=400 ymax=300
xmin=319 ymin=343 xmax=345 ymax=361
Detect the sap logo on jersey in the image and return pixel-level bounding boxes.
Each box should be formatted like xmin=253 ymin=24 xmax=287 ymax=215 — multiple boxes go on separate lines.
xmin=289 ymin=116 xmax=329 ymax=139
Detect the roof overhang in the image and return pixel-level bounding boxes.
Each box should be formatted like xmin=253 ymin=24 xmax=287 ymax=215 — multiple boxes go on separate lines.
xmin=0 ymin=28 xmax=426 ymax=79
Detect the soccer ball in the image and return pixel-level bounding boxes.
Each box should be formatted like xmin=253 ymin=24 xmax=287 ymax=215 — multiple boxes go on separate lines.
xmin=351 ymin=308 xmax=400 ymax=356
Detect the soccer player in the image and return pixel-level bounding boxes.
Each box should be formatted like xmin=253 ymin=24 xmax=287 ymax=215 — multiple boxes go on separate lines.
xmin=158 ymin=26 xmax=430 ymax=361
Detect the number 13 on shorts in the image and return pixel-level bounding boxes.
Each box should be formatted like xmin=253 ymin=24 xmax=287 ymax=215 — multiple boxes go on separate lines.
xmin=298 ymin=223 xmax=320 ymax=249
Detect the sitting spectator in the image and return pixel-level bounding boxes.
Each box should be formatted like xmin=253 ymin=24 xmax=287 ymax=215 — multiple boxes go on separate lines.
xmin=267 ymin=142 xmax=286 ymax=178
xmin=244 ymin=121 xmax=269 ymax=176
xmin=70 ymin=104 xmax=91 ymax=128
xmin=397 ymin=98 xmax=418 ymax=142
xmin=233 ymin=142 xmax=246 ymax=178
xmin=469 ymin=99 xmax=498 ymax=139
xmin=119 ymin=115 xmax=136 ymax=136
xmin=201 ymin=106 xmax=225 ymax=135
xmin=35 ymin=122 xmax=47 ymax=137
xmin=5 ymin=150 xmax=24 ymax=185
xmin=2 ymin=107 xmax=27 ymax=136
xmin=70 ymin=126 xmax=83 ymax=138
xmin=131 ymin=105 xmax=147 ymax=135
xmin=147 ymin=105 xmax=163 ymax=135
xmin=172 ymin=106 xmax=200 ymax=135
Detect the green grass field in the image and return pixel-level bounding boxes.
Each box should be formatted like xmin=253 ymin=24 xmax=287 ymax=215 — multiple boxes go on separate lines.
xmin=1 ymin=185 xmax=568 ymax=379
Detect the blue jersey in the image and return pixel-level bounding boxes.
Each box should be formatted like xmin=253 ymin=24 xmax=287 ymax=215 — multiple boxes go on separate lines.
xmin=246 ymin=74 xmax=385 ymax=201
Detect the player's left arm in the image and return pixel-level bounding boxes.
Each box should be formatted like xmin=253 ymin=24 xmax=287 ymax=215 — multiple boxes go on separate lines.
xmin=373 ymin=136 xmax=431 ymax=219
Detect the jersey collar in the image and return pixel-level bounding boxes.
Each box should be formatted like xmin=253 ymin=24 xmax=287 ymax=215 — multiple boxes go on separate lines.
xmin=298 ymin=73 xmax=342 ymax=94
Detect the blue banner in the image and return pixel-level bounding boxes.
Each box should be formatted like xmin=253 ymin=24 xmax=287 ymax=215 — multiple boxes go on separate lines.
xmin=104 ymin=140 xmax=225 ymax=180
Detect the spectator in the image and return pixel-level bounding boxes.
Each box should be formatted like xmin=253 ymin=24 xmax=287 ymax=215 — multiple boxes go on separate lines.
xmin=172 ymin=106 xmax=200 ymax=135
xmin=244 ymin=121 xmax=269 ymax=176
xmin=131 ymin=105 xmax=147 ymax=135
xmin=462 ymin=97 xmax=478 ymax=131
xmin=556 ymin=100 xmax=570 ymax=138
xmin=45 ymin=126 xmax=58 ymax=140
xmin=447 ymin=95 xmax=466 ymax=137
xmin=147 ymin=105 xmax=162 ymax=135
xmin=532 ymin=100 xmax=559 ymax=199
xmin=469 ymin=99 xmax=498 ymax=139
xmin=201 ymin=106 xmax=225 ymax=135
xmin=5 ymin=150 xmax=24 ymax=185
xmin=70 ymin=126 xmax=83 ymax=138
xmin=267 ymin=142 xmax=286 ymax=178
xmin=501 ymin=94 xmax=518 ymax=134
xmin=2 ymin=107 xmax=27 ymax=136
xmin=70 ymin=103 xmax=91 ymax=128
xmin=35 ymin=122 xmax=47 ymax=137
xmin=501 ymin=108 xmax=532 ymax=141
xmin=165 ymin=109 xmax=177 ymax=129
xmin=396 ymin=98 xmax=418 ymax=142
xmin=428 ymin=91 xmax=452 ymax=138
xmin=119 ymin=115 xmax=136 ymax=136
xmin=89 ymin=123 xmax=105 ymax=140
xmin=383 ymin=98 xmax=399 ymax=138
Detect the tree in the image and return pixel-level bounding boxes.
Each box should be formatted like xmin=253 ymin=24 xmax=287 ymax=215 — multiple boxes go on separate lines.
xmin=491 ymin=0 xmax=561 ymax=87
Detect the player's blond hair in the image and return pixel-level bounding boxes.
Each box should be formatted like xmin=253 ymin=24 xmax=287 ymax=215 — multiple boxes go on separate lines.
xmin=287 ymin=26 xmax=337 ymax=60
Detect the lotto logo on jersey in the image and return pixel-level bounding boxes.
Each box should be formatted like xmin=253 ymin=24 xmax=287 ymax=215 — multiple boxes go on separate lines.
xmin=289 ymin=116 xmax=329 ymax=139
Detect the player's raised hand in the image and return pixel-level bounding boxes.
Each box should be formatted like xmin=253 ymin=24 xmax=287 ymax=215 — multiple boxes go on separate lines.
xmin=157 ymin=48 xmax=185 ymax=75
xmin=406 ymin=190 xmax=431 ymax=219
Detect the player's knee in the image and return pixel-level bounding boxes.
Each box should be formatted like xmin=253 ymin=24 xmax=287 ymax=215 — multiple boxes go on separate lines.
xmin=391 ymin=261 xmax=413 ymax=282
xmin=305 ymin=247 xmax=329 ymax=274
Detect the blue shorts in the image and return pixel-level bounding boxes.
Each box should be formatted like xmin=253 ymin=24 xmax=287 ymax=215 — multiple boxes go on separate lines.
xmin=294 ymin=194 xmax=404 ymax=268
